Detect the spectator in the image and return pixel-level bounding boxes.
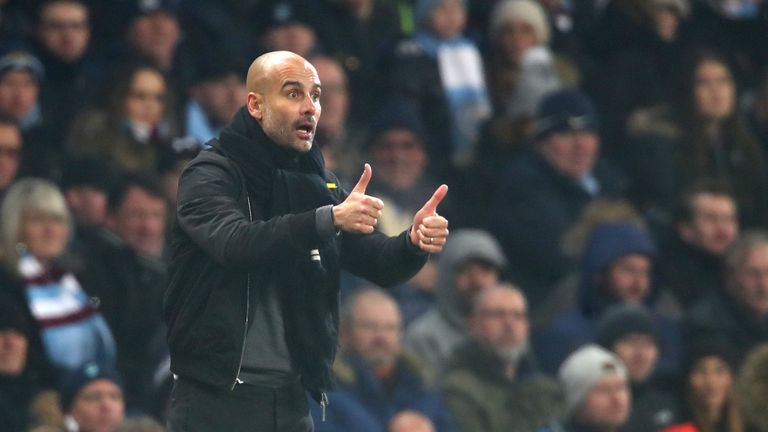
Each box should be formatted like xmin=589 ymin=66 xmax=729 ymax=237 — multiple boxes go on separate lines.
xmin=625 ymin=49 xmax=767 ymax=230
xmin=534 ymin=222 xmax=681 ymax=375
xmin=488 ymin=89 xmax=625 ymax=308
xmin=738 ymin=344 xmax=768 ymax=432
xmin=443 ymin=284 xmax=564 ymax=432
xmin=596 ymin=304 xmax=680 ymax=431
xmin=312 ymin=288 xmax=453 ymax=432
xmin=0 ymin=114 xmax=21 ymax=199
xmin=60 ymin=156 xmax=119 ymax=234
xmin=537 ymin=344 xmax=631 ymax=432
xmin=123 ymin=4 xmax=181 ymax=74
xmin=70 ymin=62 xmax=176 ymax=173
xmin=58 ymin=362 xmax=124 ymax=432
xmin=662 ymin=341 xmax=745 ymax=432
xmin=0 ymin=178 xmax=117 ymax=374
xmin=253 ymin=0 xmax=320 ymax=58
xmin=745 ymin=69 xmax=768 ymax=151
xmin=658 ymin=180 xmax=739 ymax=307
xmin=404 ymin=229 xmax=506 ymax=373
xmin=389 ymin=0 xmax=491 ymax=176
xmin=684 ymin=230 xmax=768 ymax=365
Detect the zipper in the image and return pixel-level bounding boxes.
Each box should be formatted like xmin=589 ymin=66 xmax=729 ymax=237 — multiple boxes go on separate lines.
xmin=231 ymin=194 xmax=254 ymax=390
xmin=320 ymin=391 xmax=329 ymax=422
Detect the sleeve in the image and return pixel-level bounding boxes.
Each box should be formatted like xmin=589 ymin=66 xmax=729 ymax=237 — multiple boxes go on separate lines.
xmin=339 ymin=229 xmax=427 ymax=288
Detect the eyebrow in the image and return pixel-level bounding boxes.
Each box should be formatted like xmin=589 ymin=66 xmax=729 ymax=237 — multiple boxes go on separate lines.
xmin=281 ymin=80 xmax=322 ymax=91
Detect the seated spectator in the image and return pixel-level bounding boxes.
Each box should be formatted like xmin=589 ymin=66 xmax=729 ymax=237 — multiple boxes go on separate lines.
xmin=0 ymin=114 xmax=21 ymax=199
xmin=70 ymin=62 xmax=176 ymax=173
xmin=60 ymin=156 xmax=119 ymax=234
xmin=123 ymin=4 xmax=181 ymax=75
xmin=0 ymin=178 xmax=117 ymax=374
xmin=58 ymin=362 xmax=124 ymax=432
xmin=488 ymin=89 xmax=625 ymax=308
xmin=684 ymin=230 xmax=768 ymax=365
xmin=537 ymin=344 xmax=631 ymax=432
xmin=596 ymin=304 xmax=680 ymax=431
xmin=389 ymin=0 xmax=491 ymax=176
xmin=738 ymin=344 xmax=768 ymax=432
xmin=253 ymin=0 xmax=320 ymax=58
xmin=405 ymin=229 xmax=506 ymax=373
xmin=534 ymin=222 xmax=681 ymax=375
xmin=625 ymin=49 xmax=767 ymax=230
xmin=312 ymin=288 xmax=453 ymax=432
xmin=443 ymin=284 xmax=564 ymax=432
xmin=662 ymin=341 xmax=745 ymax=432
xmin=658 ymin=180 xmax=739 ymax=307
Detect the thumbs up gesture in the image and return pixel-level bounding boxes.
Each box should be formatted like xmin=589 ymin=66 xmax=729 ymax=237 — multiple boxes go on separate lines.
xmin=332 ymin=164 xmax=385 ymax=234
xmin=410 ymin=185 xmax=449 ymax=253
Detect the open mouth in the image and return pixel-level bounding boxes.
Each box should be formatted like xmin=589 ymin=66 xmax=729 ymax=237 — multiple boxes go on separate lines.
xmin=295 ymin=122 xmax=315 ymax=140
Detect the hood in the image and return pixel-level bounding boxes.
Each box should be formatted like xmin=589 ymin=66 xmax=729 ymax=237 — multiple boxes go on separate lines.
xmin=578 ymin=222 xmax=657 ymax=317
xmin=436 ymin=229 xmax=507 ymax=328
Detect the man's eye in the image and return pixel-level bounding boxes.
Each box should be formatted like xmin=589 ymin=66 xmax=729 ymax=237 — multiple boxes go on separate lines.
xmin=288 ymin=91 xmax=298 ymax=98
xmin=312 ymin=93 xmax=321 ymax=101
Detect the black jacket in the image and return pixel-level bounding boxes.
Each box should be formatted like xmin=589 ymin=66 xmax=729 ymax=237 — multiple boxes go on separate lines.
xmin=164 ymin=110 xmax=427 ymax=400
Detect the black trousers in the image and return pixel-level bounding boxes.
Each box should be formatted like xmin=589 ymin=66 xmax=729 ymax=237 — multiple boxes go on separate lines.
xmin=167 ymin=377 xmax=314 ymax=432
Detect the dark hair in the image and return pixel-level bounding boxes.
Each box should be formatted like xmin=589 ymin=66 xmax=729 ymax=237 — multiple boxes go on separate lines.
xmin=103 ymin=61 xmax=172 ymax=125
xmin=676 ymin=179 xmax=736 ymax=224
xmin=108 ymin=172 xmax=165 ymax=211
xmin=0 ymin=113 xmax=20 ymax=129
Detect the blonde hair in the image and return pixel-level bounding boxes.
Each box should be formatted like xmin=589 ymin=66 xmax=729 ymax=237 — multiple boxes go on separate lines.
xmin=0 ymin=178 xmax=72 ymax=269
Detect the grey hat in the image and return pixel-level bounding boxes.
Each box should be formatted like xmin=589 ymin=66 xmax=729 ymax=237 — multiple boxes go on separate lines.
xmin=559 ymin=344 xmax=627 ymax=414
xmin=0 ymin=51 xmax=44 ymax=83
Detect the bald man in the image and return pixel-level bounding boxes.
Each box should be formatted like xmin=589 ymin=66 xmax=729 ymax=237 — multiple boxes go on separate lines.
xmin=164 ymin=51 xmax=450 ymax=432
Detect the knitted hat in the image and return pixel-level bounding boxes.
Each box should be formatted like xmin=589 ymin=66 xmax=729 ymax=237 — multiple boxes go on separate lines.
xmin=490 ymin=0 xmax=551 ymax=44
xmin=534 ymin=89 xmax=598 ymax=140
xmin=414 ymin=0 xmax=467 ymax=26
xmin=60 ymin=156 xmax=120 ymax=193
xmin=559 ymin=344 xmax=627 ymax=414
xmin=367 ymin=97 xmax=426 ymax=149
xmin=596 ymin=304 xmax=658 ymax=349
xmin=59 ymin=362 xmax=123 ymax=412
xmin=0 ymin=50 xmax=44 ymax=83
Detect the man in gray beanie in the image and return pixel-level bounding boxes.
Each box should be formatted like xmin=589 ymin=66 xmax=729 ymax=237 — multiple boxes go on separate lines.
xmin=537 ymin=344 xmax=630 ymax=432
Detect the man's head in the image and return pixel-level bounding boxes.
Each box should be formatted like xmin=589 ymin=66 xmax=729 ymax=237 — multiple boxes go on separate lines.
xmin=36 ymin=0 xmax=90 ymax=63
xmin=246 ymin=51 xmax=321 ymax=153
xmin=597 ymin=305 xmax=660 ymax=384
xmin=0 ymin=115 xmax=21 ymax=190
xmin=416 ymin=0 xmax=467 ymax=40
xmin=60 ymin=156 xmax=118 ymax=228
xmin=534 ymin=89 xmax=600 ymax=180
xmin=725 ymin=231 xmax=768 ymax=318
xmin=60 ymin=362 xmax=124 ymax=432
xmin=257 ymin=2 xmax=318 ymax=57
xmin=107 ymin=173 xmax=167 ymax=258
xmin=310 ymin=56 xmax=349 ymax=139
xmin=559 ymin=344 xmax=630 ymax=429
xmin=468 ymin=284 xmax=529 ymax=365
xmin=340 ymin=288 xmax=402 ymax=369
xmin=190 ymin=57 xmax=246 ymax=130
xmin=125 ymin=5 xmax=180 ymax=70
xmin=0 ymin=51 xmax=43 ymax=123
xmin=0 ymin=291 xmax=31 ymax=377
xmin=677 ymin=180 xmax=739 ymax=256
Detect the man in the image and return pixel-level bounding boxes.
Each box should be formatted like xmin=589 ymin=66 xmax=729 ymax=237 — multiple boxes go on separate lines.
xmin=684 ymin=230 xmax=768 ymax=366
xmin=659 ymin=180 xmax=739 ymax=307
xmin=60 ymin=156 xmax=118 ymax=232
xmin=443 ymin=284 xmax=564 ymax=432
xmin=312 ymin=288 xmax=452 ymax=431
xmin=59 ymin=362 xmax=125 ymax=432
xmin=106 ymin=173 xmax=168 ymax=260
xmin=164 ymin=51 xmax=449 ymax=431
xmin=0 ymin=115 xmax=21 ymax=200
xmin=488 ymin=89 xmax=625 ymax=308
xmin=538 ymin=344 xmax=631 ymax=432
xmin=405 ymin=229 xmax=506 ymax=373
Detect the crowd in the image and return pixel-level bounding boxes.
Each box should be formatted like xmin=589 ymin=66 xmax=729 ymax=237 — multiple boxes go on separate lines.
xmin=0 ymin=0 xmax=768 ymax=431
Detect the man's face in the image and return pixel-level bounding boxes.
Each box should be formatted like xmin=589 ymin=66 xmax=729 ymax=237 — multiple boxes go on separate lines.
xmin=371 ymin=129 xmax=427 ymax=190
xmin=454 ymin=260 xmax=500 ymax=308
xmin=469 ymin=289 xmax=529 ymax=355
xmin=0 ymin=124 xmax=21 ymax=189
xmin=263 ymin=24 xmax=317 ymax=58
xmin=694 ymin=60 xmax=735 ymax=122
xmin=0 ymin=71 xmax=39 ymax=122
xmin=605 ymin=254 xmax=652 ymax=304
xmin=344 ymin=294 xmax=401 ymax=369
xmin=576 ymin=374 xmax=631 ymax=429
xmin=679 ymin=193 xmax=738 ymax=256
xmin=69 ymin=379 xmax=124 ymax=432
xmin=538 ymin=130 xmax=599 ymax=180
xmin=127 ymin=12 xmax=180 ymax=66
xmin=0 ymin=329 xmax=28 ymax=376
xmin=253 ymin=57 xmax=322 ymax=153
xmin=612 ymin=333 xmax=659 ymax=383
xmin=428 ymin=0 xmax=466 ymax=40
xmin=64 ymin=186 xmax=108 ymax=228
xmin=110 ymin=187 xmax=167 ymax=257
xmin=192 ymin=74 xmax=246 ymax=128
xmin=37 ymin=1 xmax=90 ymax=63
xmin=729 ymin=244 xmax=768 ymax=317
xmin=313 ymin=59 xmax=348 ymax=137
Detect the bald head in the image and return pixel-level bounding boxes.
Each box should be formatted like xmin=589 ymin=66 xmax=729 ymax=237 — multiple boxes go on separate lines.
xmin=246 ymin=50 xmax=316 ymax=93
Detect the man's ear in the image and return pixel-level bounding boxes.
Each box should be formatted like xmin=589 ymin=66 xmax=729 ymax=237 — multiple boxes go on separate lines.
xmin=247 ymin=92 xmax=263 ymax=120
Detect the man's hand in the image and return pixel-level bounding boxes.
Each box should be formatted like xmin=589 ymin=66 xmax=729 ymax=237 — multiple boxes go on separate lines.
xmin=333 ymin=164 xmax=384 ymax=234
xmin=410 ymin=185 xmax=449 ymax=253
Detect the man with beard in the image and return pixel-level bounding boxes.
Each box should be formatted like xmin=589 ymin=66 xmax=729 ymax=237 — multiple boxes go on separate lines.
xmin=443 ymin=284 xmax=564 ymax=432
xmin=164 ymin=51 xmax=449 ymax=432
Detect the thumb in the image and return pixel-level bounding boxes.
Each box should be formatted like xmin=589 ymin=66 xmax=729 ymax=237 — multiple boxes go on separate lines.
xmin=420 ymin=184 xmax=448 ymax=214
xmin=351 ymin=163 xmax=372 ymax=194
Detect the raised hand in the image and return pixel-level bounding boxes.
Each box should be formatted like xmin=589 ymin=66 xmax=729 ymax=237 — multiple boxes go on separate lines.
xmin=332 ymin=164 xmax=385 ymax=234
xmin=410 ymin=185 xmax=449 ymax=253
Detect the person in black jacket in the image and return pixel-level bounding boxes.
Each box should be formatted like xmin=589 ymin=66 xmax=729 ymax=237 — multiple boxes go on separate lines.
xmin=164 ymin=50 xmax=449 ymax=432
